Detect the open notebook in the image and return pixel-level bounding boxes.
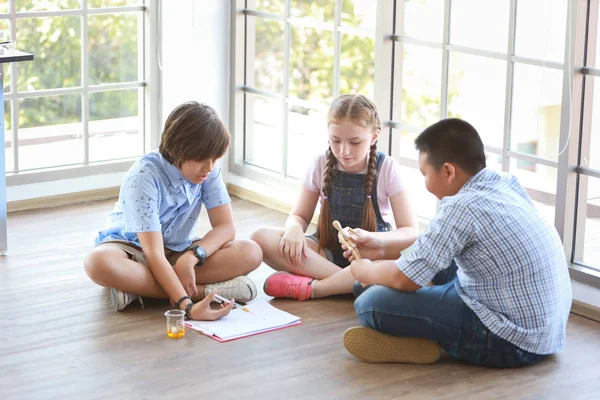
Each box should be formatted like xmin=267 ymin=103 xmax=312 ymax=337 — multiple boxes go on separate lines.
xmin=185 ymin=299 xmax=301 ymax=342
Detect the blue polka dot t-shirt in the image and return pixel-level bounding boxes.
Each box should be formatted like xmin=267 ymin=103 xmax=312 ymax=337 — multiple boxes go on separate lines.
xmin=95 ymin=150 xmax=231 ymax=251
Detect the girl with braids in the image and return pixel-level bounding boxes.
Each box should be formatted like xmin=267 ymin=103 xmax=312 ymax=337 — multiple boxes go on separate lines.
xmin=251 ymin=94 xmax=418 ymax=300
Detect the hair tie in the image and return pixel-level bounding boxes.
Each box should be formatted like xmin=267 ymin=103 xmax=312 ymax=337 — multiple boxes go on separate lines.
xmin=322 ymin=195 xmax=328 ymax=200
xmin=366 ymin=195 xmax=372 ymax=199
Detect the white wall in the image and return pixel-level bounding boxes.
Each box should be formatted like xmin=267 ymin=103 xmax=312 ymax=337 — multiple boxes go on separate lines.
xmin=159 ymin=0 xmax=299 ymax=206
xmin=160 ymin=0 xmax=232 ymax=177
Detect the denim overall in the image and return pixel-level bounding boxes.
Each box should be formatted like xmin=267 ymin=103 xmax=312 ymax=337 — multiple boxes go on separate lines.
xmin=315 ymin=151 xmax=392 ymax=267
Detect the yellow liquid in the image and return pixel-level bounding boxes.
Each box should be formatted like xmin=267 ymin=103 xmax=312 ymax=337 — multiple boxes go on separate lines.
xmin=167 ymin=327 xmax=185 ymax=339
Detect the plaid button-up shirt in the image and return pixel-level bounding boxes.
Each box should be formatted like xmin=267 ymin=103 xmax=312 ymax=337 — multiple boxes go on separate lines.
xmin=398 ymin=168 xmax=572 ymax=354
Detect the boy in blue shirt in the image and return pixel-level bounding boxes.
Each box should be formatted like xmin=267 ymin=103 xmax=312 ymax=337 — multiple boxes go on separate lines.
xmin=343 ymin=118 xmax=572 ymax=367
xmin=84 ymin=102 xmax=262 ymax=321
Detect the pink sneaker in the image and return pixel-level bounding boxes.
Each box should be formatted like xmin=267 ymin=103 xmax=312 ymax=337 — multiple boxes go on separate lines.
xmin=263 ymin=272 xmax=314 ymax=300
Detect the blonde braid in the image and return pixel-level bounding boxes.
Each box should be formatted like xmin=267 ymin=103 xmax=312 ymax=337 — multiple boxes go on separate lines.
xmin=317 ymin=148 xmax=338 ymax=248
xmin=362 ymin=144 xmax=378 ymax=232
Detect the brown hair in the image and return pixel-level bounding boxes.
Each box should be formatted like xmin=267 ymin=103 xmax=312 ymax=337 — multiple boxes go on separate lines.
xmin=317 ymin=94 xmax=381 ymax=249
xmin=159 ymin=101 xmax=230 ymax=167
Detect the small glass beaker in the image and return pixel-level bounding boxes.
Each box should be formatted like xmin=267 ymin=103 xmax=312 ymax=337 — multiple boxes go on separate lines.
xmin=164 ymin=309 xmax=186 ymax=339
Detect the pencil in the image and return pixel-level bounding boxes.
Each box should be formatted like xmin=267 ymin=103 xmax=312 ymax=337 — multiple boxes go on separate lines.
xmin=213 ymin=293 xmax=252 ymax=313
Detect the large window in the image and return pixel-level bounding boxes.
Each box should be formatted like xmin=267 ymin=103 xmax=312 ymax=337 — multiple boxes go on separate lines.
xmin=231 ymin=0 xmax=376 ymax=186
xmin=1 ymin=0 xmax=153 ymax=183
xmin=391 ymin=0 xmax=567 ymax=224
xmin=232 ymin=1 xmax=600 ymax=275
xmin=572 ymin=0 xmax=600 ymax=275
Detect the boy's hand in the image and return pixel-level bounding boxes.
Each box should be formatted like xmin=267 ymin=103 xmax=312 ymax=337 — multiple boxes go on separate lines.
xmin=350 ymin=258 xmax=373 ymax=285
xmin=341 ymin=228 xmax=384 ymax=261
xmin=174 ymin=251 xmax=198 ymax=296
xmin=190 ymin=290 xmax=234 ymax=321
xmin=279 ymin=226 xmax=308 ymax=266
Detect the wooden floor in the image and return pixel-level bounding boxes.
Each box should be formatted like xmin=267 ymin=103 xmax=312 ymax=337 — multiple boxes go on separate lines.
xmin=1 ymin=197 xmax=599 ymax=400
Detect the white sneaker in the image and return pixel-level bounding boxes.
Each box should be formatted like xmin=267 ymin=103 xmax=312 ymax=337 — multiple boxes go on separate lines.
xmin=205 ymin=276 xmax=257 ymax=303
xmin=110 ymin=288 xmax=144 ymax=311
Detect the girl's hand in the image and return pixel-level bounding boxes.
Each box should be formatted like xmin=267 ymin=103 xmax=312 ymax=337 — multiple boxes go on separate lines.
xmin=340 ymin=228 xmax=385 ymax=261
xmin=173 ymin=251 xmax=198 ymax=297
xmin=279 ymin=226 xmax=308 ymax=266
xmin=190 ymin=290 xmax=234 ymax=321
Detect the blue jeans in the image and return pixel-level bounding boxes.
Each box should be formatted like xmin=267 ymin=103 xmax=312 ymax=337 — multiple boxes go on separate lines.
xmin=354 ymin=263 xmax=546 ymax=368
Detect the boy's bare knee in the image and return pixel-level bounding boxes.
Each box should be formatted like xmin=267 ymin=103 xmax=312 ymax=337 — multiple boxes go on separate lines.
xmin=83 ymin=251 xmax=110 ymax=286
xmin=234 ymin=239 xmax=263 ymax=268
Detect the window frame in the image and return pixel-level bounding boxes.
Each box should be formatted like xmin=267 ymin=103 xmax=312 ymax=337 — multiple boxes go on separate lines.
xmin=230 ymin=0 xmax=386 ymax=193
xmin=230 ymin=0 xmax=600 ymax=285
xmin=566 ymin=0 xmax=600 ymax=277
xmin=1 ymin=0 xmax=161 ymax=186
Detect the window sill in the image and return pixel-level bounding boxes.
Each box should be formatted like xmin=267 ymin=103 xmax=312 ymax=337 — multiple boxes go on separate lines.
xmin=6 ymin=158 xmax=137 ymax=186
xmin=570 ymin=266 xmax=600 ymax=321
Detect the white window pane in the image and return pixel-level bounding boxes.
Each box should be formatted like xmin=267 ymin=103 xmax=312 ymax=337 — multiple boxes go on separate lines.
xmin=1 ymin=20 xmax=10 ymax=93
xmin=585 ymin=77 xmax=600 ymax=171
xmin=244 ymin=94 xmax=283 ymax=173
xmin=89 ymin=89 xmax=143 ymax=163
xmin=396 ymin=164 xmax=437 ymax=221
xmin=485 ymin=152 xmax=503 ymax=172
xmin=287 ymin=106 xmax=328 ymax=180
xmin=447 ymin=53 xmax=506 ymax=148
xmin=511 ymin=64 xmax=563 ymax=162
xmin=0 ymin=20 xmax=9 ymax=58
xmin=17 ymin=16 xmax=81 ymax=91
xmin=0 ymin=2 xmax=7 ymax=12
xmin=391 ymin=129 xmax=419 ymax=162
xmin=340 ymin=33 xmax=375 ymax=99
xmin=390 ymin=129 xmax=437 ymax=221
xmin=18 ymin=94 xmax=83 ymax=170
xmin=4 ymin=100 xmax=13 ymax=173
xmin=16 ymin=0 xmax=80 ymax=11
xmin=596 ymin=16 xmax=600 ymax=68
xmin=576 ymin=175 xmax=600 ymax=270
xmin=342 ymin=0 xmax=377 ymax=31
xmin=291 ymin=0 xmax=334 ymax=23
xmin=248 ymin=0 xmax=284 ymax=14
xmin=515 ymin=0 xmax=568 ymax=63
xmin=509 ymin=158 xmax=556 ymax=226
xmin=450 ymin=0 xmax=509 ymax=53
xmin=250 ymin=17 xmax=284 ymax=94
xmin=395 ymin=44 xmax=442 ymax=128
xmin=88 ymin=13 xmax=140 ymax=85
xmin=401 ymin=0 xmax=444 ymax=43
xmin=2 ymin=63 xmax=9 ymax=94
xmin=289 ymin=25 xmax=334 ymax=104
xmin=89 ymin=0 xmax=140 ymax=7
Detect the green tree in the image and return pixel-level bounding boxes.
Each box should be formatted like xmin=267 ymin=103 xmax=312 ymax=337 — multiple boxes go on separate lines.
xmin=253 ymin=0 xmax=449 ymax=123
xmin=254 ymin=0 xmax=376 ymax=111
xmin=9 ymin=0 xmax=139 ymax=128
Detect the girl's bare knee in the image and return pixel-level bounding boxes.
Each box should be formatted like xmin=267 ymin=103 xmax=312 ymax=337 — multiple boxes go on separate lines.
xmin=250 ymin=227 xmax=282 ymax=252
xmin=249 ymin=227 xmax=269 ymax=247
